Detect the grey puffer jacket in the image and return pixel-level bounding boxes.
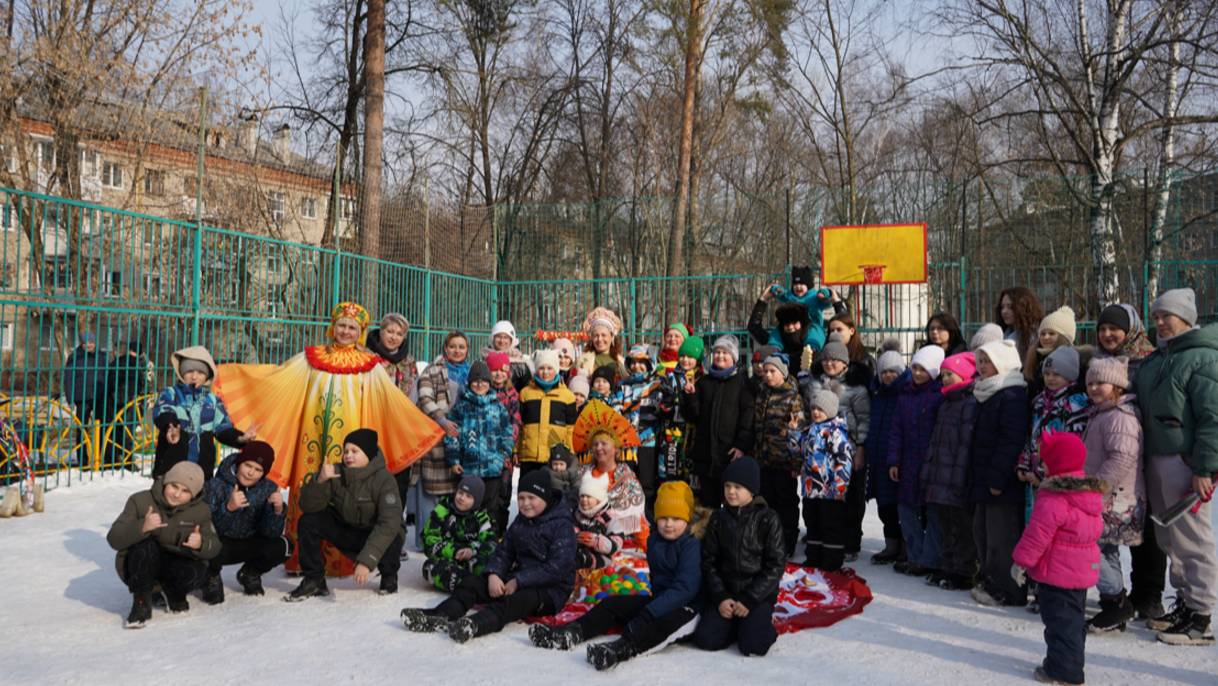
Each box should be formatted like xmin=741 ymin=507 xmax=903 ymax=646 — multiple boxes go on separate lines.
xmin=1082 ymin=394 xmax=1145 ymax=546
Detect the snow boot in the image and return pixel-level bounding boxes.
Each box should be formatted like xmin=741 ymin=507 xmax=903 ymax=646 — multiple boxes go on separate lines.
xmin=0 ymin=486 xmax=19 ymax=517
xmin=1133 ymin=597 xmax=1165 ymax=622
xmin=587 ymin=638 xmax=637 ymax=671
xmin=1087 ymin=591 xmax=1134 ymax=633
xmin=201 ymin=573 xmax=225 ymax=605
xmin=529 ymin=623 xmax=584 ymax=650
xmin=1156 ymin=610 xmax=1214 ymax=646
xmin=400 ymin=608 xmax=451 ymax=633
xmin=165 ymin=591 xmax=190 ymax=613
xmin=236 ymin=565 xmax=264 ymax=596
xmin=378 ymin=573 xmax=398 ymax=595
xmin=1032 ymin=664 xmax=1075 ymax=685
xmin=970 ymin=584 xmax=1002 ymax=607
xmin=843 ymin=551 xmax=859 ymax=563
xmin=938 ymin=573 xmax=975 ymax=591
xmin=926 ymin=570 xmax=948 ymax=587
xmin=32 ymin=484 xmax=44 ymax=513
xmin=125 ymin=593 xmax=152 ymax=629
xmin=283 ymin=577 xmax=328 ymax=602
xmin=1146 ymin=597 xmax=1188 ymax=631
xmin=448 ymin=616 xmax=479 ymax=644
xmin=871 ymin=538 xmax=902 ymax=565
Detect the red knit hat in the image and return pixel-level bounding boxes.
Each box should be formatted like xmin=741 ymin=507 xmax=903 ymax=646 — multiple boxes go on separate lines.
xmin=1040 ymin=431 xmax=1086 ymax=477
xmin=486 ymin=351 xmax=511 ymax=372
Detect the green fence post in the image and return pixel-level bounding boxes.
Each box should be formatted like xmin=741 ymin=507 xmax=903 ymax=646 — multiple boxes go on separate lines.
xmin=331 ymin=249 xmax=342 ymax=310
xmin=629 ymin=279 xmax=638 ymax=342
xmin=958 ymin=255 xmax=968 ymax=327
xmin=190 ymin=86 xmax=207 ymax=345
xmin=423 ymin=269 xmax=433 ymax=362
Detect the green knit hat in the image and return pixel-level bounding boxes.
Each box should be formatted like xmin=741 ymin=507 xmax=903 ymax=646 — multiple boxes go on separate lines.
xmin=677 ymin=336 xmax=705 ymax=360
xmin=666 ymin=322 xmax=691 ymax=340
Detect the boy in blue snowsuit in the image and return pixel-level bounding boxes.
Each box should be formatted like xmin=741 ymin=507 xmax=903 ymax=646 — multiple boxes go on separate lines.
xmin=445 ymin=360 xmax=515 ymax=529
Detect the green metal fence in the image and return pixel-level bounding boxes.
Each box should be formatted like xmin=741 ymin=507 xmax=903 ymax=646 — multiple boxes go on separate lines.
xmin=1 ymin=187 xmax=1216 ymax=490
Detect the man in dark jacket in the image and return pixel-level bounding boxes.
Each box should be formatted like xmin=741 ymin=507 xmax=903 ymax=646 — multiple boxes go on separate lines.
xmin=200 ymin=442 xmax=291 ymax=603
xmin=682 ymin=336 xmax=756 ymax=508
xmin=693 ymin=457 xmax=786 ymax=657
xmin=98 ymin=340 xmax=148 ymax=470
xmin=401 ymin=469 xmax=578 ymax=643
xmin=62 ymin=332 xmax=102 ymax=421
xmin=285 ymin=429 xmax=404 ymax=600
xmin=1134 ymin=289 xmax=1218 ymax=646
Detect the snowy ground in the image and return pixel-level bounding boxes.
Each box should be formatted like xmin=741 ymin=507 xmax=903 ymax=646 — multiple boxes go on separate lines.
xmin=1 ymin=476 xmax=1215 ymax=685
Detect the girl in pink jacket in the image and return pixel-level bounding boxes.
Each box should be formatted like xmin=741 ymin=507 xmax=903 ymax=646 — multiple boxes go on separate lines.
xmin=1011 ymin=431 xmax=1104 ymax=686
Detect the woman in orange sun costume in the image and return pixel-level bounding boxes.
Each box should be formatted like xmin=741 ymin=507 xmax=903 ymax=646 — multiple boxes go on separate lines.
xmin=574 ymin=400 xmax=649 ymax=550
xmin=214 ymin=302 xmax=444 ymax=576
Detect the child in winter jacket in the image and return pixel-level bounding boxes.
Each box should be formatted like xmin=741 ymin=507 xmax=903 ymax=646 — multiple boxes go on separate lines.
xmin=1024 ymin=306 xmax=1077 ymax=395
xmin=888 ymin=345 xmax=945 ymax=577
xmin=516 ymin=349 xmax=579 ymax=475
xmin=752 ymin=353 xmax=806 ymax=556
xmin=657 ymin=337 xmax=705 ymax=483
xmin=422 ymin=476 xmax=497 ymax=592
xmin=920 ymin=352 xmax=979 ymax=590
xmin=867 ymin=347 xmax=909 ymax=564
xmin=446 ymin=361 xmax=515 ymax=532
xmin=152 ymin=346 xmax=255 ymax=481
xmin=589 ymin=364 xmax=618 ymax=401
xmin=547 ymin=444 xmax=583 ymax=505
xmin=969 ymin=340 xmax=1030 ymax=608
xmin=615 ymin=344 xmax=671 ymax=513
xmin=201 ymin=441 xmax=290 ymax=604
xmin=1012 ymin=432 xmax=1104 ymax=686
xmin=789 ymin=390 xmax=855 ymax=571
xmin=488 ymin=351 xmax=521 ymax=533
xmin=681 ymin=336 xmax=755 ymax=508
xmin=1080 ymin=356 xmax=1145 ymax=633
xmin=107 ymin=461 xmax=220 ymax=628
xmin=800 ymin=333 xmax=871 ymax=560
xmin=1018 ymin=346 xmax=1089 ymax=485
xmin=401 ymin=470 xmax=577 ymax=643
xmin=286 ymin=429 xmax=405 ymax=600
xmin=530 ymin=481 xmax=702 ymax=670
xmin=692 ymin=457 xmax=785 ymax=657
xmin=573 ymin=471 xmax=623 ymax=569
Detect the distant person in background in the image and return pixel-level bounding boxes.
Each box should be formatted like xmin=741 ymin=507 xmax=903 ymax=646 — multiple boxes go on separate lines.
xmin=62 ymin=331 xmax=103 ymax=465
xmin=923 ymin=312 xmax=967 ymax=358
xmin=994 ymin=287 xmax=1044 ymax=361
xmin=98 ymin=340 xmax=149 ymax=470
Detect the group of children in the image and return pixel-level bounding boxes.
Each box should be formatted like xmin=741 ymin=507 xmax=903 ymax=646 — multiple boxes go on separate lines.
xmin=103 ymin=280 xmax=1216 ymax=682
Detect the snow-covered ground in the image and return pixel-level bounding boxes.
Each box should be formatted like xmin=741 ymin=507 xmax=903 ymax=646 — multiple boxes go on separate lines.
xmin=1 ymin=476 xmax=1215 ymax=685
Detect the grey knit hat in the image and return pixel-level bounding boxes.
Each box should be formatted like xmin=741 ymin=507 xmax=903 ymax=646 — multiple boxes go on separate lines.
xmin=820 ymin=332 xmax=850 ymax=364
xmin=809 ymin=389 xmax=840 ymax=418
xmin=711 ymin=335 xmax=740 ymax=364
xmin=1086 ymin=356 xmax=1130 ymax=390
xmin=878 ymin=350 xmax=906 ymax=374
xmin=1042 ymin=346 xmax=1080 ymax=383
xmin=1151 ymin=288 xmax=1198 ymax=327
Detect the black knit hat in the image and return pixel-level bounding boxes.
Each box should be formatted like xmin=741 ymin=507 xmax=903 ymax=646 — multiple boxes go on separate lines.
xmin=235 ymin=441 xmax=275 ymax=475
xmin=591 ymin=364 xmax=617 ymax=391
xmin=519 ymin=469 xmax=557 ymax=507
xmin=549 ymin=444 xmax=575 ymax=469
xmin=468 ymin=360 xmax=493 ymax=387
xmin=791 ymin=266 xmax=814 ymax=288
xmin=1097 ymin=304 xmax=1132 ymax=334
xmin=344 ymin=429 xmax=379 ymax=459
xmin=457 ymin=475 xmax=486 ymax=510
xmin=721 ymin=456 xmax=761 ymax=496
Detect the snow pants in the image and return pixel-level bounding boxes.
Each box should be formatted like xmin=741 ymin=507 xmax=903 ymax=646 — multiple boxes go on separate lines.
xmin=803 ymin=497 xmax=847 ymax=571
xmin=122 ymin=537 xmax=208 ymax=597
xmin=693 ymin=599 xmax=777 ymax=656
xmin=297 ymin=510 xmax=403 ymax=581
xmin=208 ymin=535 xmax=293 ymax=577
xmin=1038 ymin=582 xmax=1087 ymax=685
xmin=572 ymin=595 xmax=698 ymax=654
xmin=434 ymin=572 xmax=560 ymax=636
xmin=760 ymin=467 xmax=800 ymax=556
xmin=1147 ymin=453 xmax=1218 ymax=613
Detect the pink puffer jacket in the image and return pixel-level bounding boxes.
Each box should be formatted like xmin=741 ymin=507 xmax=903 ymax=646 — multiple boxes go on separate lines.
xmin=1012 ymin=473 xmax=1105 ymax=589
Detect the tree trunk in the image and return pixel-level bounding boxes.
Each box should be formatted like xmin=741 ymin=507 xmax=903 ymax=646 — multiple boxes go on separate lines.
xmin=359 ymin=0 xmax=385 ymax=309
xmin=1146 ymin=19 xmax=1180 ymax=301
xmin=665 ymin=0 xmax=702 ymax=322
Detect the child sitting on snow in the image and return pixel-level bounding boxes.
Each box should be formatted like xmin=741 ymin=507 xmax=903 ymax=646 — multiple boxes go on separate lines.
xmin=547 ymin=444 xmax=583 ymax=505
xmin=422 ymin=476 xmax=497 ymax=592
xmin=152 ymin=346 xmax=255 ymax=481
xmin=1012 ymin=432 xmax=1104 ymax=686
xmin=530 ymin=481 xmax=702 ymax=670
xmin=693 ymin=457 xmax=785 ymax=657
xmin=200 ymin=441 xmax=291 ymax=604
xmin=107 ymin=461 xmax=220 ymax=628
xmin=788 ymin=390 xmax=855 ymax=571
xmin=286 ymin=429 xmax=405 ymax=600
xmin=573 ymin=471 xmax=623 ymax=569
xmin=400 ymin=470 xmax=577 ymax=643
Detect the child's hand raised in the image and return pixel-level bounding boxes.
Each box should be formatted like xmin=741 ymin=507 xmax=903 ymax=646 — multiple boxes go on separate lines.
xmin=318 ymin=463 xmax=339 ymax=483
xmin=268 ymin=490 xmax=284 ymax=514
xmin=683 ymin=379 xmax=695 ymax=394
xmin=787 ymin=411 xmax=801 ymax=430
xmin=141 ymin=505 xmax=167 ymax=534
xmin=183 ymin=525 xmax=202 ymax=550
xmin=227 ymin=484 xmax=249 ymax=512
xmin=239 ymin=423 xmax=259 ymax=443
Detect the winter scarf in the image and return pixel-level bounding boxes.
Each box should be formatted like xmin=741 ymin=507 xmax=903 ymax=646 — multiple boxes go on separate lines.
xmin=973 ymin=370 xmax=1026 ymax=403
xmin=446 ymin=358 xmax=471 ymax=389
xmin=707 ymin=363 xmax=737 ymax=380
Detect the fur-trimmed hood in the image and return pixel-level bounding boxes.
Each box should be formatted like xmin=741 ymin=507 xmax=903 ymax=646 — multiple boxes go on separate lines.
xmin=1041 ymin=474 xmax=1109 ymax=494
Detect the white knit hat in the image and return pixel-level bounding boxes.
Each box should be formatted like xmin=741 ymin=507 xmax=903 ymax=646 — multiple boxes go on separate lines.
xmin=1039 ymin=306 xmax=1077 ymax=345
xmin=579 ymin=471 xmax=610 ymax=504
xmin=910 ymin=345 xmax=946 ymax=380
xmin=533 ymin=348 xmax=560 ymax=372
xmin=490 ymin=320 xmax=518 ymax=348
xmin=878 ymin=350 xmax=907 ymax=374
xmin=969 ymin=323 xmax=1004 ymax=351
xmin=978 ymin=339 xmax=1023 ymax=376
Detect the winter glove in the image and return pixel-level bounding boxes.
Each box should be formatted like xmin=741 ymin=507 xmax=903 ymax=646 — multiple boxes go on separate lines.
xmin=578 ymin=532 xmax=614 ymax=554
xmin=801 ymin=345 xmax=814 ymax=372
xmin=1010 ymin=563 xmax=1027 ymax=587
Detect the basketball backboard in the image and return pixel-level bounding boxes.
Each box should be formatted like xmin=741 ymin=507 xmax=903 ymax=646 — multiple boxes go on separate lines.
xmin=819 ymin=223 xmax=928 ymax=285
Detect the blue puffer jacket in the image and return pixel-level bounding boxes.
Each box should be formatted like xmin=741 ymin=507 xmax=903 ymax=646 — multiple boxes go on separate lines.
xmin=640 ymin=531 xmax=701 ymax=622
xmin=888 ymin=377 xmax=944 ymax=506
xmin=444 ymin=389 xmax=515 ymax=478
xmin=866 ymin=369 xmax=909 ymax=505
xmin=203 ymin=453 xmax=285 ymax=540
xmin=485 ymin=499 xmax=577 ymax=610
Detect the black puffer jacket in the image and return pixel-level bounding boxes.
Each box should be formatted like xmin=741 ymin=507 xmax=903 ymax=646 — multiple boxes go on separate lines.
xmin=682 ymin=370 xmax=755 ymax=479
xmin=968 ymin=385 xmax=1029 ymax=506
xmin=920 ymin=383 xmax=978 ymax=508
xmin=700 ymin=496 xmax=786 ymax=610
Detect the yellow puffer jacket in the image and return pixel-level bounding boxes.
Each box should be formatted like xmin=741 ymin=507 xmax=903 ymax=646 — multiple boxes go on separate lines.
xmin=515 ymin=381 xmax=578 ymax=464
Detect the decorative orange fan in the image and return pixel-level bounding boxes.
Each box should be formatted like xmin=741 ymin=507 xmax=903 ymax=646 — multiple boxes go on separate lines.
xmin=573 ymin=399 xmax=640 ymax=453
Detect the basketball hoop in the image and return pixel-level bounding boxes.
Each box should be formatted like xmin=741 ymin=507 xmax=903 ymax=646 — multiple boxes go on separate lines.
xmin=861 ymin=264 xmax=886 ymax=285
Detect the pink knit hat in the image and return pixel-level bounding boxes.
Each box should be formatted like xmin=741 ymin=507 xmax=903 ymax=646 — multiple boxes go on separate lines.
xmin=940 ymin=352 xmax=977 ymax=382
xmin=1041 ymin=431 xmax=1087 ymax=477
xmin=486 ymin=351 xmax=510 ymax=372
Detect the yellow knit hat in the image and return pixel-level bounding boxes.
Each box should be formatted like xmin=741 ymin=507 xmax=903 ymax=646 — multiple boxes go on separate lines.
xmin=654 ymin=481 xmax=695 ymax=523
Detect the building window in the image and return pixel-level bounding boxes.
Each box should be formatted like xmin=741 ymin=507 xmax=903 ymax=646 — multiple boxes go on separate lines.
xmin=266 ymin=191 xmax=285 ymax=221
xmin=80 ymin=149 xmax=99 ymax=177
xmin=300 ymin=196 xmax=317 ymax=219
xmin=0 ymin=263 xmax=14 ymax=289
xmin=267 ymin=254 xmax=283 ymax=274
xmin=0 ymin=323 xmax=12 ymax=352
xmin=143 ymin=169 xmax=165 ymax=196
xmin=104 ymin=270 xmax=122 ymax=297
xmin=340 ymin=197 xmax=355 ymax=220
xmin=144 ymin=274 xmax=162 ymax=299
xmin=101 ymin=161 xmax=123 ymax=188
xmin=142 ymin=221 xmax=161 ymax=247
xmin=44 ymin=257 xmax=72 ymax=290
xmin=35 ymin=140 xmax=55 ymax=169
xmin=1 ymin=201 xmax=12 ymax=231
xmin=0 ymin=144 xmax=14 ymax=172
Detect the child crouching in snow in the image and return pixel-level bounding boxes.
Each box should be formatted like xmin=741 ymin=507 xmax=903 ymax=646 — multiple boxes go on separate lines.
xmin=400 ymin=470 xmax=577 ymax=643
xmin=422 ymin=476 xmax=497 ymax=592
xmin=107 ymin=462 xmax=220 ymax=628
xmin=789 ymin=389 xmax=854 ymax=571
xmin=1011 ymin=432 xmax=1104 ymax=686
xmin=530 ymin=481 xmax=701 ymax=670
